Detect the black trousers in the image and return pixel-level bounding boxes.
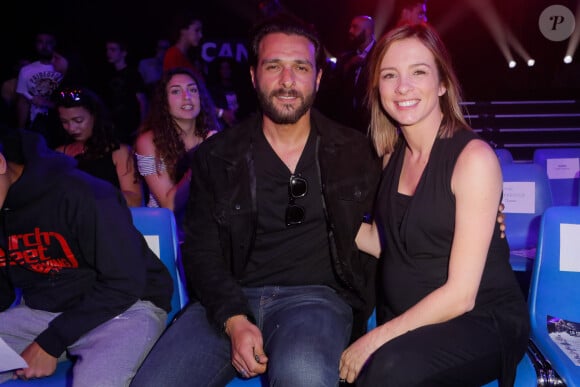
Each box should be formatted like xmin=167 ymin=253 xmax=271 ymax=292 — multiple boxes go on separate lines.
xmin=356 ymin=313 xmax=522 ymax=387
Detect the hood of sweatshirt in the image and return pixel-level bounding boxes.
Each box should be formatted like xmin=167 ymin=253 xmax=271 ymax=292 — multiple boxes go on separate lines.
xmin=4 ymin=130 xmax=77 ymax=210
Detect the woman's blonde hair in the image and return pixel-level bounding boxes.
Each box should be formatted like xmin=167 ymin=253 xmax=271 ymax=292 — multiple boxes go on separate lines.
xmin=366 ymin=22 xmax=470 ymax=156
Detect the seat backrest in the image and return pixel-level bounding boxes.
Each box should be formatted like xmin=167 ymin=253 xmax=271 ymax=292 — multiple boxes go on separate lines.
xmin=528 ymin=206 xmax=580 ymax=386
xmin=130 ymin=207 xmax=188 ymax=324
xmin=495 ymin=148 xmax=514 ymax=164
xmin=533 ymin=147 xmax=580 ymax=206
xmin=501 ymin=162 xmax=553 ymax=250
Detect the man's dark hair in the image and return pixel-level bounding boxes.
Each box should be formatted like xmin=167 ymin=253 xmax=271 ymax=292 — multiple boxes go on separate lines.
xmin=105 ymin=35 xmax=130 ymax=52
xmin=248 ymin=12 xmax=324 ymax=70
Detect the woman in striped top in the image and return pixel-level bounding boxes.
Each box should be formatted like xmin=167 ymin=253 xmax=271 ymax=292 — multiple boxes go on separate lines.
xmin=135 ymin=67 xmax=220 ymax=238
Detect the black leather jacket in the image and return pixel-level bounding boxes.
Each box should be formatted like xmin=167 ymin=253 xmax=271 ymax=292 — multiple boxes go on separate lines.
xmin=182 ymin=110 xmax=381 ymax=337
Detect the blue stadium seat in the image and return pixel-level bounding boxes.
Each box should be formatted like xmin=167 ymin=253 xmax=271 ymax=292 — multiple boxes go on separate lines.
xmin=226 ymin=375 xmax=267 ymax=386
xmin=495 ymin=148 xmax=514 ymax=164
xmin=501 ymin=163 xmax=553 ymax=272
xmin=129 ymin=207 xmax=189 ymax=323
xmin=4 ymin=207 xmax=187 ymax=386
xmin=526 ymin=206 xmax=580 ymax=386
xmin=480 ymin=351 xmax=539 ymax=387
xmin=533 ymin=147 xmax=580 ymax=206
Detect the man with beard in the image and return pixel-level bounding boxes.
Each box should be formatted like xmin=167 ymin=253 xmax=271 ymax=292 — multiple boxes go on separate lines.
xmin=131 ymin=12 xmax=382 ymax=387
xmin=316 ymin=15 xmax=376 ymax=134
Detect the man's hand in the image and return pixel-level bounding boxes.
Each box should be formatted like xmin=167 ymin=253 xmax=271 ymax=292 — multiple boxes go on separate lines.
xmin=14 ymin=342 xmax=57 ymax=380
xmin=222 ymin=109 xmax=237 ymax=127
xmin=339 ymin=329 xmax=382 ymax=384
xmin=226 ymin=315 xmax=268 ymax=378
xmin=52 ymin=52 xmax=69 ymax=75
xmin=30 ymin=95 xmax=54 ymax=109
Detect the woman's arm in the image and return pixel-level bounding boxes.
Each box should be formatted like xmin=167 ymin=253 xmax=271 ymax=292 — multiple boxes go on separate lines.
xmin=355 ymin=222 xmax=381 ymax=258
xmin=135 ymin=131 xmax=190 ymax=212
xmin=113 ymin=144 xmax=143 ymax=207
xmin=354 ymin=152 xmax=393 ymax=258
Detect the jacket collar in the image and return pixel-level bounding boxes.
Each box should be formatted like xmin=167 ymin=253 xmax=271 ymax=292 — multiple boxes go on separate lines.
xmin=207 ymin=108 xmax=355 ymax=165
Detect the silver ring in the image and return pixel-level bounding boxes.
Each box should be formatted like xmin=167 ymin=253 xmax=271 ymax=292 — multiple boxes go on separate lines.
xmin=241 ymin=370 xmax=248 ymax=377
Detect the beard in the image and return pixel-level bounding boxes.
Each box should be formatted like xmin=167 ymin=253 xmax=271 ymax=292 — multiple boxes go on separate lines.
xmin=348 ymin=30 xmax=366 ymax=50
xmin=255 ymin=82 xmax=316 ymax=125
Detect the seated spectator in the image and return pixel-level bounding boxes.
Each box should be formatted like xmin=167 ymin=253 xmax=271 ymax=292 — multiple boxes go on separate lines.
xmin=129 ymin=13 xmax=382 ymax=387
xmin=339 ymin=22 xmax=529 ymax=386
xmin=138 ymin=38 xmax=171 ymax=99
xmin=16 ymin=31 xmax=68 ymax=148
xmin=135 ymin=67 xmax=220 ymax=239
xmin=55 ymin=87 xmax=143 ymax=207
xmin=0 ymin=128 xmax=172 ymax=385
xmin=101 ymin=36 xmax=148 ymax=145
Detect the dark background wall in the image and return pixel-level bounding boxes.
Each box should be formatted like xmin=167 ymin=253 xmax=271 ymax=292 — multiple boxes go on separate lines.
xmin=1 ymin=0 xmax=579 ymax=101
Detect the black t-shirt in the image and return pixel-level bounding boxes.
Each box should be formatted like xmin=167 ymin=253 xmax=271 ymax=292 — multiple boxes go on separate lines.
xmin=102 ymin=66 xmax=145 ymax=145
xmin=241 ymin=128 xmax=338 ymax=288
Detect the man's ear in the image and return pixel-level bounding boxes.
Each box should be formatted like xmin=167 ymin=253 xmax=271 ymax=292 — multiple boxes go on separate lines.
xmin=250 ymin=67 xmax=257 ymax=88
xmin=0 ymin=155 xmax=7 ymax=175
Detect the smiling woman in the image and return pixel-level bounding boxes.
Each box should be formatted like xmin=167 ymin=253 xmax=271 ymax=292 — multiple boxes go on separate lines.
xmin=134 ymin=66 xmax=220 ymax=240
xmin=342 ymin=23 xmax=530 ymax=386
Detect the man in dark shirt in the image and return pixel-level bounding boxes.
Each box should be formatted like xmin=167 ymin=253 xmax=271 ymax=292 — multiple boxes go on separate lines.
xmin=316 ymin=15 xmax=376 ymax=134
xmin=131 ymin=13 xmax=381 ymax=386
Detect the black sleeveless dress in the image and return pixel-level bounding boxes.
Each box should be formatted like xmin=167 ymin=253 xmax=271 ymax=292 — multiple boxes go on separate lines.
xmin=371 ymin=130 xmax=530 ymax=386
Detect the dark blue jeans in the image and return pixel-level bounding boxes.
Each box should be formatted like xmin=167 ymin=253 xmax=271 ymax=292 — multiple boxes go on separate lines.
xmin=131 ymin=285 xmax=353 ymax=387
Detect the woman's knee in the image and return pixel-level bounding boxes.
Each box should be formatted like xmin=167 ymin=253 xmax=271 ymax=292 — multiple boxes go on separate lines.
xmin=357 ymin=344 xmax=427 ymax=387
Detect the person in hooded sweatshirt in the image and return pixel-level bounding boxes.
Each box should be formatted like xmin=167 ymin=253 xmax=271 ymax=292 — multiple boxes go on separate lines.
xmin=0 ymin=128 xmax=173 ymax=386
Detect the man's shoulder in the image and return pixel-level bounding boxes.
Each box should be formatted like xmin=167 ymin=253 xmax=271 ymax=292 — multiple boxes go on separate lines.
xmin=196 ymin=114 xmax=259 ymax=158
xmin=19 ymin=61 xmax=52 ymax=77
xmin=53 ymin=167 xmax=120 ymax=197
xmin=313 ymin=109 xmax=367 ymax=139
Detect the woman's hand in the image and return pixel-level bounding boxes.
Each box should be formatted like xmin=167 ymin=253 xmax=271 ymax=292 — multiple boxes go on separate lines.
xmin=339 ymin=329 xmax=382 ymax=383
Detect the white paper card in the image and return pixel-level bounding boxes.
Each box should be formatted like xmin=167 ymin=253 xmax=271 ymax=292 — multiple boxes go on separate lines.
xmin=560 ymin=223 xmax=580 ymax=272
xmin=502 ymin=182 xmax=535 ymax=214
xmin=546 ymin=158 xmax=580 ymax=180
xmin=143 ymin=235 xmax=160 ymax=259
xmin=0 ymin=337 xmax=28 ymax=372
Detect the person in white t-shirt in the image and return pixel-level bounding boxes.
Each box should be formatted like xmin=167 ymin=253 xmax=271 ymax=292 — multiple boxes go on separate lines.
xmin=15 ymin=32 xmax=68 ymax=147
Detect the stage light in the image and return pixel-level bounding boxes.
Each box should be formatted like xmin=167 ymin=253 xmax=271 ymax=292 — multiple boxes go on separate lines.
xmin=467 ymin=0 xmax=530 ymax=71
xmin=562 ymin=4 xmax=579 ymax=66
xmin=527 ymin=59 xmax=535 ymax=66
